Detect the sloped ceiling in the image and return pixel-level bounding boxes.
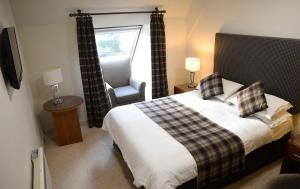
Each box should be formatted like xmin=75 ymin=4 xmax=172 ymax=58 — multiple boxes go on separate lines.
xmin=10 ymin=0 xmax=193 ymax=26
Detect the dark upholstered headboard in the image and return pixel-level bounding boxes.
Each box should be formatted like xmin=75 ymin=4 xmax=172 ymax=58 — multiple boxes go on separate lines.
xmin=214 ymin=33 xmax=300 ymax=114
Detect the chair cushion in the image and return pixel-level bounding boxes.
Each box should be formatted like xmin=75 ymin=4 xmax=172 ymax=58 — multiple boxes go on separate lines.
xmin=114 ymin=86 xmax=141 ymax=104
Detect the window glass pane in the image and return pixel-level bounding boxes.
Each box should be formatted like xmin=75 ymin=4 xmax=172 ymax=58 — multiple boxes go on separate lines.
xmin=95 ymin=27 xmax=141 ymax=58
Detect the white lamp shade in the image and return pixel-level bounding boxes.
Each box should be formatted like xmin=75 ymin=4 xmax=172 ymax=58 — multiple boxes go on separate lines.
xmin=43 ymin=67 xmax=63 ymax=86
xmin=185 ymin=57 xmax=200 ymax=72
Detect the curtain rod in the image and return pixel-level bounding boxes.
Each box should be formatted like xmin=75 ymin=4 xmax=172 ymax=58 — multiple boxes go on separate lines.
xmin=94 ymin=24 xmax=143 ymax=30
xmin=69 ymin=8 xmax=166 ymax=17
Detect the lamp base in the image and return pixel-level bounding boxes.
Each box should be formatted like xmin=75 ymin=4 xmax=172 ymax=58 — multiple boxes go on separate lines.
xmin=188 ymin=83 xmax=197 ymax=88
xmin=188 ymin=72 xmax=196 ymax=88
xmin=53 ymin=97 xmax=64 ymax=105
xmin=51 ymin=83 xmax=63 ymax=105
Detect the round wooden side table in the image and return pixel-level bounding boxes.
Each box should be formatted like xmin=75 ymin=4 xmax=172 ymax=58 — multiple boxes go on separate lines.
xmin=44 ymin=95 xmax=83 ymax=146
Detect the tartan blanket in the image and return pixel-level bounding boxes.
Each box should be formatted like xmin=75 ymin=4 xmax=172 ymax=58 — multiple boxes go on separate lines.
xmin=135 ymin=97 xmax=245 ymax=188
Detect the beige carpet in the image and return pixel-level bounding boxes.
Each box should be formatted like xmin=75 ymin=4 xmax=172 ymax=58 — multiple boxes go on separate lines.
xmin=45 ymin=125 xmax=300 ymax=189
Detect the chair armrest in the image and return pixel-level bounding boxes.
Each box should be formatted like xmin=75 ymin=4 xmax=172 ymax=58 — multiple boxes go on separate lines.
xmin=105 ymin=82 xmax=117 ymax=108
xmin=130 ymin=78 xmax=146 ymax=101
xmin=130 ymin=78 xmax=146 ymax=93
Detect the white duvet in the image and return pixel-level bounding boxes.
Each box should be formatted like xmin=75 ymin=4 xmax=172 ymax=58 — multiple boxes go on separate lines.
xmin=103 ymin=91 xmax=292 ymax=189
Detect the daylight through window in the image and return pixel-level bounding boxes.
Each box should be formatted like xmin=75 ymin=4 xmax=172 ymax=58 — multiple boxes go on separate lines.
xmin=95 ymin=26 xmax=141 ymax=59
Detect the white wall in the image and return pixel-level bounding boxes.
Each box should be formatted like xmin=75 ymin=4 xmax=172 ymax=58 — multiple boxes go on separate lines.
xmin=0 ymin=0 xmax=42 ymax=188
xmin=9 ymin=0 xmax=190 ymax=125
xmin=187 ymin=0 xmax=300 ymax=81
xmin=165 ymin=17 xmax=187 ymax=94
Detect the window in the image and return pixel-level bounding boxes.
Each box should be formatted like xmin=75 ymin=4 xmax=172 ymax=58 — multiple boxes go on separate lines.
xmin=95 ymin=26 xmax=141 ymax=59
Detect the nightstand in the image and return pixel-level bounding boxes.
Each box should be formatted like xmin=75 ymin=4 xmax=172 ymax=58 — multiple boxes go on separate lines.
xmin=174 ymin=83 xmax=197 ymax=94
xmin=44 ymin=96 xmax=83 ymax=146
xmin=280 ymin=134 xmax=300 ymax=174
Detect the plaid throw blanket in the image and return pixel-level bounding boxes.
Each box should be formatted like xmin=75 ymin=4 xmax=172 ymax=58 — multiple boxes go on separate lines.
xmin=135 ymin=97 xmax=245 ymax=188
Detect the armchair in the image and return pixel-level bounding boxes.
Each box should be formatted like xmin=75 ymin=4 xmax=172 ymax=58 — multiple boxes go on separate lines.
xmin=100 ymin=56 xmax=146 ymax=108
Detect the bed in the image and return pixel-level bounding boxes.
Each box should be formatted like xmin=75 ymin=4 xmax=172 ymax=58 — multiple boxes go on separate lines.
xmin=103 ymin=33 xmax=300 ymax=189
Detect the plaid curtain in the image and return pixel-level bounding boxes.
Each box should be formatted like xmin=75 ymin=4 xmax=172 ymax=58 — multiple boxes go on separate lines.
xmin=150 ymin=13 xmax=169 ymax=99
xmin=76 ymin=16 xmax=110 ymax=128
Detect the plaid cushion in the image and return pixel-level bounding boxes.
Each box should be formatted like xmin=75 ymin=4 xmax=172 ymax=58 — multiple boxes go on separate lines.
xmin=200 ymin=73 xmax=224 ymax=99
xmin=237 ymin=81 xmax=268 ymax=117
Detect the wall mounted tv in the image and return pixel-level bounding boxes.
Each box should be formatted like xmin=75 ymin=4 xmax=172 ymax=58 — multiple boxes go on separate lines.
xmin=1 ymin=27 xmax=23 ymax=89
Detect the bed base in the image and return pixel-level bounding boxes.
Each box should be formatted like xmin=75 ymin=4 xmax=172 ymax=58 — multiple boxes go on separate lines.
xmin=113 ymin=132 xmax=290 ymax=189
xmin=178 ymin=132 xmax=291 ymax=189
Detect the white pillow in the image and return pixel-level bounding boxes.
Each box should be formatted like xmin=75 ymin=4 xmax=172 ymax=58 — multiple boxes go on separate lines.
xmin=267 ymin=112 xmax=292 ymax=128
xmin=226 ymin=93 xmax=293 ymax=121
xmin=255 ymin=109 xmax=288 ymax=124
xmin=255 ymin=94 xmax=293 ymax=121
xmin=215 ymin=79 xmax=243 ymax=101
xmin=196 ymin=78 xmax=243 ymax=101
xmin=226 ymin=94 xmax=238 ymax=105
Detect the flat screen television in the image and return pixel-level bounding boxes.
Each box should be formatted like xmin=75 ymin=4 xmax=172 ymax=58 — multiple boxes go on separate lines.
xmin=1 ymin=27 xmax=23 ymax=89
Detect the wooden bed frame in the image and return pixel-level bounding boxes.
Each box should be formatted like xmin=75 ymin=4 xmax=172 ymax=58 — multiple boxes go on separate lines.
xmin=115 ymin=33 xmax=300 ymax=188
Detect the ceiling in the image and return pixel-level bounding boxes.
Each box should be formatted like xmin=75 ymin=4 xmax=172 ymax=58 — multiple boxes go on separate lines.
xmin=10 ymin=0 xmax=194 ymax=26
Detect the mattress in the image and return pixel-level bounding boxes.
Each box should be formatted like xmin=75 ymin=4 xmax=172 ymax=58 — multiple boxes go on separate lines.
xmin=271 ymin=118 xmax=293 ymax=141
xmin=103 ymin=90 xmax=292 ymax=189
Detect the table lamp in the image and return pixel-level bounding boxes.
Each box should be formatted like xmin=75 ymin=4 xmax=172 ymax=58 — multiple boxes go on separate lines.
xmin=185 ymin=57 xmax=200 ymax=88
xmin=43 ymin=67 xmax=64 ymax=105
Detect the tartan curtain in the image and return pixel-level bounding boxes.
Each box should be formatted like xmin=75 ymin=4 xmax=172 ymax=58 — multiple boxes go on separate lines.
xmin=76 ymin=16 xmax=110 ymax=128
xmin=150 ymin=13 xmax=169 ymax=99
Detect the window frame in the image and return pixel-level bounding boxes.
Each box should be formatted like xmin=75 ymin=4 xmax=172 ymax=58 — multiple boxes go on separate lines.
xmin=94 ymin=25 xmax=142 ymax=61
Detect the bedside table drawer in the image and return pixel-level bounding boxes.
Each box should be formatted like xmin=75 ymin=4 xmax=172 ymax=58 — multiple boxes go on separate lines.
xmin=287 ymin=144 xmax=300 ymax=161
xmin=290 ymin=153 xmax=300 ymax=161
xmin=174 ymin=84 xmax=197 ymax=94
xmin=281 ymin=135 xmax=300 ymax=174
xmin=174 ymin=87 xmax=185 ymax=94
xmin=288 ymin=143 xmax=300 ymax=153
